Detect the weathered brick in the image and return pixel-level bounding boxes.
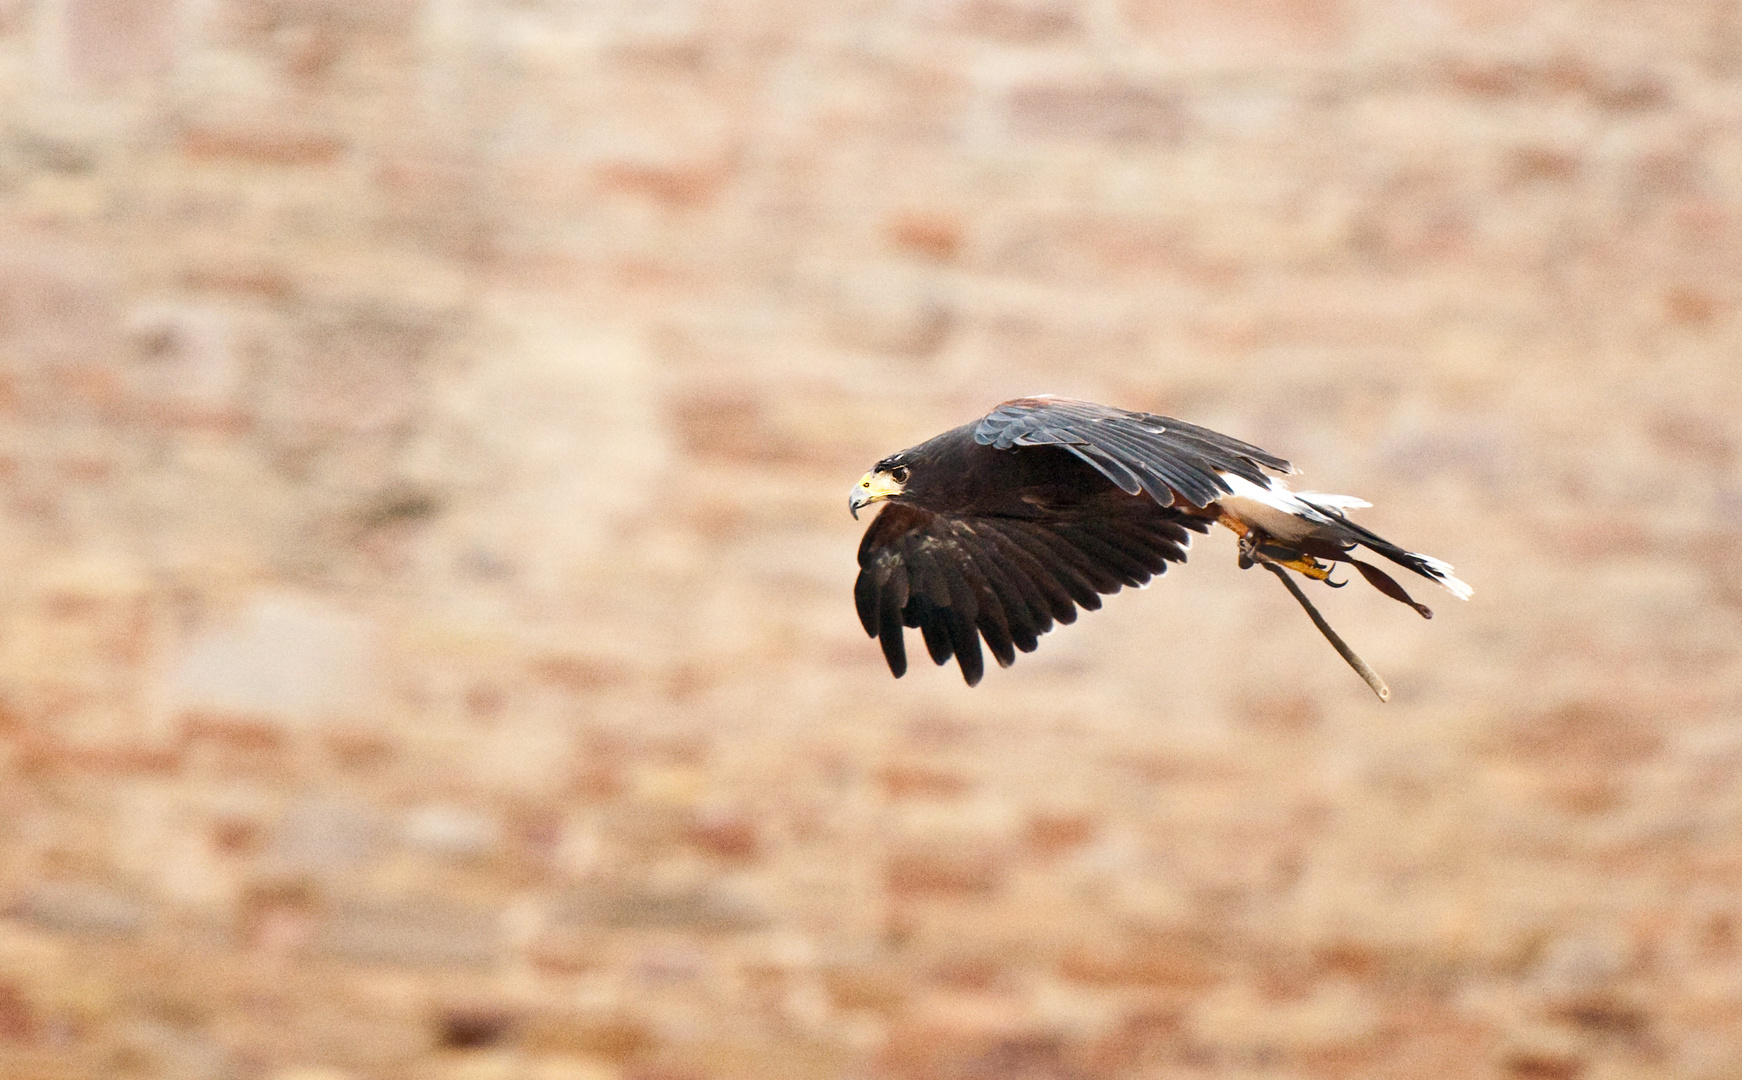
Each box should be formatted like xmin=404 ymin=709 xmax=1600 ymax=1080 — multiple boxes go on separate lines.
xmin=824 ymin=268 xmax=955 ymax=357
xmin=1004 ymin=79 xmax=1182 ymax=143
xmin=0 ymin=250 xmax=121 ymax=369
xmin=13 ymin=882 xmax=147 ymax=938
xmin=314 ymin=898 xmax=503 ymax=968
xmin=181 ymin=124 xmax=348 ymax=167
xmin=938 ymin=0 xmax=1081 ymax=42
xmin=558 ymin=881 xmax=770 ymax=934
xmin=275 ymin=798 xmax=386 ymax=872
xmin=64 ymin=0 xmax=176 ymax=85
xmin=1124 ymin=0 xmax=1351 ymax=58
xmin=167 ymin=593 xmax=381 ymax=724
xmin=121 ymin=303 xmax=248 ymax=428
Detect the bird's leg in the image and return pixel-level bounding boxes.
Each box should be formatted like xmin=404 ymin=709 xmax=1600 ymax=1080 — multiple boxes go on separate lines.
xmin=1232 ymin=527 xmax=1335 ymax=582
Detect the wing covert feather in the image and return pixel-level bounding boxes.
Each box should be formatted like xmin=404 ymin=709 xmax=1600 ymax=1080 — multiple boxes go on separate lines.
xmin=973 ymin=397 xmax=1292 ymax=508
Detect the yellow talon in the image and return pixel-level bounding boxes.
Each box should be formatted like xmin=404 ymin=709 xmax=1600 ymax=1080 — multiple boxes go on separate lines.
xmin=1272 ymin=553 xmax=1333 ymax=581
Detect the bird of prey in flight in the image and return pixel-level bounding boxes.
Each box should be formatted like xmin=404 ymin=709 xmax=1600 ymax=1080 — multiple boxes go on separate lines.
xmin=849 ymin=396 xmax=1469 ymax=699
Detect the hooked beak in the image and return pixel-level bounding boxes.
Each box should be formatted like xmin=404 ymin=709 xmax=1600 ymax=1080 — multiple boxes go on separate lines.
xmin=849 ymin=470 xmax=904 ymax=519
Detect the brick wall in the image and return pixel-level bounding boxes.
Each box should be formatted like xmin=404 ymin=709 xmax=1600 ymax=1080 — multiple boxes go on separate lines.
xmin=1 ymin=1 xmax=1740 ymax=1077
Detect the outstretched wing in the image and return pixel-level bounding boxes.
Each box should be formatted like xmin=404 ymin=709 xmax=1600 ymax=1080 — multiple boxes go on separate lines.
xmin=974 ymin=396 xmax=1293 ymax=509
xmin=855 ymin=500 xmax=1205 ymax=685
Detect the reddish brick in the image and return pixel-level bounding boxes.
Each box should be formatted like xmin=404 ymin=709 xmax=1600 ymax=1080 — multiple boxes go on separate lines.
xmin=664 ymin=386 xmax=840 ymax=466
xmin=181 ymin=124 xmax=347 ymax=167
xmin=1647 ymin=408 xmax=1733 ymax=465
xmin=886 ymin=211 xmax=966 ymax=262
xmin=595 ymin=158 xmax=732 ymax=210
xmin=1234 ymin=692 xmax=1322 ymax=735
xmin=522 ymin=1013 xmax=656 ymax=1060
xmin=1506 ymin=146 xmax=1582 ymax=187
xmin=0 ymin=252 xmax=121 ymax=364
xmin=1022 ymin=811 xmax=1098 ymax=858
xmin=0 ymin=0 xmax=29 ymax=35
xmin=565 ymin=881 xmax=771 ymax=933
xmin=0 ymin=982 xmax=37 ymax=1042
xmin=687 ymin=808 xmax=761 ymax=862
xmin=22 ymin=739 xmax=183 ymax=777
xmin=322 ymin=728 xmax=395 ymax=772
xmin=1661 ymin=285 xmax=1722 ymax=327
xmin=823 ymin=961 xmax=910 ymax=1013
xmin=180 ymin=260 xmax=295 ymax=299
xmin=527 ymin=924 xmax=607 ymax=976
xmin=878 ymin=761 xmax=972 ymax=800
xmin=1444 ymin=55 xmax=1669 ymax=111
xmin=886 ymin=846 xmax=1005 ymax=899
xmin=533 ymin=654 xmax=629 ymax=693
xmin=1057 ymin=932 xmax=1224 ymax=990
xmin=1504 ymin=1051 xmax=1585 ymax=1080
xmin=884 ymin=1006 xmax=1069 ymax=1080
xmin=1498 ymin=700 xmax=1662 ymax=768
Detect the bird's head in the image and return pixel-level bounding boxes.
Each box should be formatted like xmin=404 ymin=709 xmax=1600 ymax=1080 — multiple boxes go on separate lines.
xmin=849 ymin=456 xmax=912 ymax=519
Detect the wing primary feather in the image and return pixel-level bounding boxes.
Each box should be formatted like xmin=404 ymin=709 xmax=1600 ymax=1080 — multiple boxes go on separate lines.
xmin=996 ymin=526 xmax=1100 ymax=613
xmin=945 ymin=607 xmax=984 ymax=685
xmin=1086 ymin=520 xmax=1177 ymax=575
xmin=1057 ymin=524 xmax=1155 ymax=587
xmin=958 ymin=557 xmax=1019 ymax=665
xmin=854 ymin=570 xmax=880 ymax=636
xmin=976 ymin=528 xmax=1057 ymax=640
xmin=935 ymin=556 xmax=980 ymax=622
xmin=1010 ymin=525 xmax=1117 ymax=601
xmin=917 ymin=602 xmax=954 ymax=664
xmin=1114 ymin=515 xmax=1198 ymax=567
xmin=935 ymin=557 xmax=993 ymax=682
xmin=982 ymin=525 xmax=1075 ymax=624
xmin=878 ymin=577 xmax=908 ymax=677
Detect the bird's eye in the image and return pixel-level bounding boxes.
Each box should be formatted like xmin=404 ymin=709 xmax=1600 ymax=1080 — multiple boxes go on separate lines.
xmin=891 ymin=466 xmax=910 ymax=484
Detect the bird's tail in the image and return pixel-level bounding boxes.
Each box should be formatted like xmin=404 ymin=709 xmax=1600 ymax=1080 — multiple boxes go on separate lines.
xmin=1284 ymin=496 xmax=1469 ymax=618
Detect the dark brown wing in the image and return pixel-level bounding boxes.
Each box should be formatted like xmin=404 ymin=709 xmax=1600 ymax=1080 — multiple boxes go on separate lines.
xmin=974 ymin=396 xmax=1293 ymax=508
xmin=855 ymin=499 xmax=1205 ymax=685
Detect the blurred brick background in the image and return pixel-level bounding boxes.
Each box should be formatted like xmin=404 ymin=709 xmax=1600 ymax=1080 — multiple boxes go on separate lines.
xmin=0 ymin=0 xmax=1740 ymax=1077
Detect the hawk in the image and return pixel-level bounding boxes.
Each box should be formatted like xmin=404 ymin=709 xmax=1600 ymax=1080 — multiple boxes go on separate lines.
xmin=848 ymin=397 xmax=1469 ymax=696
